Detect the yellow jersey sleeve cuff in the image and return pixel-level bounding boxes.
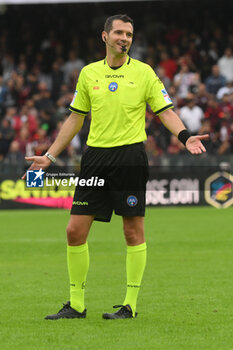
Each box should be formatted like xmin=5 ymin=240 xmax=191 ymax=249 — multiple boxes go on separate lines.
xmin=155 ymin=104 xmax=174 ymax=116
xmin=69 ymin=106 xmax=89 ymax=115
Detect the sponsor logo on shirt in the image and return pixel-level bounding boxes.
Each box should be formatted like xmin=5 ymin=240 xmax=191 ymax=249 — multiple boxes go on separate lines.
xmin=108 ymin=82 xmax=118 ymax=92
xmin=161 ymin=89 xmax=172 ymax=104
xmin=105 ymin=75 xmax=124 ymax=78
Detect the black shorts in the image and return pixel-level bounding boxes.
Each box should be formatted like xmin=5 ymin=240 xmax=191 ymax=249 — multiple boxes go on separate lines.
xmin=71 ymin=142 xmax=149 ymax=222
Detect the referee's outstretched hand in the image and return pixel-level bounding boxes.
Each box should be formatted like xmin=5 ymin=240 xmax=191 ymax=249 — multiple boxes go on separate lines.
xmin=21 ymin=155 xmax=51 ymax=180
xmin=185 ymin=134 xmax=209 ymax=155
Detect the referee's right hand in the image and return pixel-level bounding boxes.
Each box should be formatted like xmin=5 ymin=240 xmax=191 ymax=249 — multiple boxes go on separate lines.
xmin=21 ymin=155 xmax=51 ymax=180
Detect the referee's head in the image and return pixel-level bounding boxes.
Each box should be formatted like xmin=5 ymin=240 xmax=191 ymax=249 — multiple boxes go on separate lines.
xmin=104 ymin=14 xmax=134 ymax=33
xmin=102 ymin=14 xmax=134 ymax=55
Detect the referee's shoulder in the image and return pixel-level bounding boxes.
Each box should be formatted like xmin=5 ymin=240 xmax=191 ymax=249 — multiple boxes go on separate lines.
xmin=81 ymin=59 xmax=104 ymax=73
xmin=130 ymin=57 xmax=155 ymax=73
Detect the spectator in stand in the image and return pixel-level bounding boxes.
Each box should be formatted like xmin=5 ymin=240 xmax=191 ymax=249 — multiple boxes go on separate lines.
xmin=196 ymin=83 xmax=209 ymax=111
xmin=208 ymin=41 xmax=219 ymax=63
xmin=218 ymin=48 xmax=233 ymax=82
xmin=0 ymin=118 xmax=15 ymax=160
xmin=171 ymin=45 xmax=181 ymax=63
xmin=189 ymin=72 xmax=201 ymax=95
xmin=156 ymin=66 xmax=171 ymax=89
xmin=16 ymin=75 xmax=31 ymax=107
xmin=198 ymin=119 xmax=212 ymax=137
xmin=173 ymin=63 xmax=197 ymax=99
xmin=16 ymin=61 xmax=28 ymax=79
xmin=186 ymin=41 xmax=201 ymax=69
xmin=205 ymin=65 xmax=226 ymax=95
xmin=130 ymin=32 xmax=147 ymax=61
xmin=3 ymin=79 xmax=19 ymax=110
xmin=26 ymin=72 xmax=39 ymax=97
xmin=15 ymin=126 xmax=31 ymax=154
xmin=69 ymin=68 xmax=81 ymax=92
xmin=55 ymin=85 xmax=73 ymax=121
xmin=0 ymin=76 xmax=7 ymax=115
xmin=144 ymin=135 xmax=163 ymax=165
xmin=62 ymin=50 xmax=85 ymax=84
xmin=34 ymin=81 xmax=53 ymax=112
xmin=179 ymin=94 xmax=204 ymax=134
xmin=4 ymin=140 xmax=25 ymax=168
xmin=217 ymin=120 xmax=231 ymax=155
xmin=10 ymin=105 xmax=38 ymax=137
xmin=85 ymin=37 xmax=98 ymax=63
xmin=208 ymin=93 xmax=232 ymax=155
xmin=50 ymin=120 xmax=71 ymax=164
xmin=204 ymin=96 xmax=221 ymax=130
xmin=39 ymin=108 xmax=56 ymax=134
xmin=159 ymin=51 xmax=177 ymax=80
xmin=197 ymin=119 xmax=215 ymax=154
xmin=165 ymin=23 xmax=183 ymax=46
xmin=218 ymin=93 xmax=233 ymax=120
xmin=199 ymin=53 xmax=212 ymax=81
xmin=230 ymin=122 xmax=233 ymax=153
xmin=167 ymin=134 xmax=184 ymax=154
xmin=31 ymin=126 xmax=51 ymax=156
xmin=146 ymin=57 xmax=156 ymax=69
xmin=1 ymin=54 xmax=15 ymax=82
xmin=4 ymin=106 xmax=17 ymax=128
xmin=167 ymin=85 xmax=178 ymax=109
xmin=51 ymin=60 xmax=64 ymax=102
xmin=217 ymin=81 xmax=233 ymax=100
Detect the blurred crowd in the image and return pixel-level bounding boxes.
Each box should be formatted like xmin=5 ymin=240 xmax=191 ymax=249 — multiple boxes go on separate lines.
xmin=0 ymin=2 xmax=233 ymax=168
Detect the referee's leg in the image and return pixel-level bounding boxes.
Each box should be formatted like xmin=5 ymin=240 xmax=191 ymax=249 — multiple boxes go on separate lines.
xmin=122 ymin=216 xmax=147 ymax=316
xmin=123 ymin=216 xmax=145 ymax=246
xmin=67 ymin=214 xmax=94 ymax=245
xmin=66 ymin=215 xmax=94 ymax=313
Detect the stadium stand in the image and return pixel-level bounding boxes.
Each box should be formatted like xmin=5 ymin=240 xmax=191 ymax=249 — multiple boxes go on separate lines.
xmin=0 ymin=1 xmax=233 ymax=167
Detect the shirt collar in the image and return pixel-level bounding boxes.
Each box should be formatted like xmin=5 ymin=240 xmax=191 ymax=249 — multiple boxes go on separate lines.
xmin=104 ymin=56 xmax=131 ymax=68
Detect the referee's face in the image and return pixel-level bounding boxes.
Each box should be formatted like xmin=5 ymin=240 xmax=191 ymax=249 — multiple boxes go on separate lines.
xmin=104 ymin=20 xmax=133 ymax=55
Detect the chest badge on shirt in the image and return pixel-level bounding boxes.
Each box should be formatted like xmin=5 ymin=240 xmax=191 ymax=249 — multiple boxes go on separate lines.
xmin=108 ymin=82 xmax=118 ymax=92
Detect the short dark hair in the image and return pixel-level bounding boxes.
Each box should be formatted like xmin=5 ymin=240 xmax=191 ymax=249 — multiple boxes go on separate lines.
xmin=104 ymin=14 xmax=134 ymax=33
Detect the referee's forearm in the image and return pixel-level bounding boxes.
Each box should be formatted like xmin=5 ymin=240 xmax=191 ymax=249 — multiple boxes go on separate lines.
xmin=47 ymin=112 xmax=85 ymax=158
xmin=158 ymin=109 xmax=186 ymax=137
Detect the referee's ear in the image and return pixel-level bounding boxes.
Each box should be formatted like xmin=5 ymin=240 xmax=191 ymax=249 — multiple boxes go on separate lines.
xmin=102 ymin=31 xmax=107 ymax=43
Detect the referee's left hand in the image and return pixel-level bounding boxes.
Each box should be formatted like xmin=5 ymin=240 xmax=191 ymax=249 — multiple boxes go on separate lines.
xmin=21 ymin=155 xmax=51 ymax=180
xmin=185 ymin=134 xmax=209 ymax=154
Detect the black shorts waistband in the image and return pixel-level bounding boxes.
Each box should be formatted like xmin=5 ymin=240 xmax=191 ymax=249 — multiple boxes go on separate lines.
xmin=87 ymin=142 xmax=143 ymax=151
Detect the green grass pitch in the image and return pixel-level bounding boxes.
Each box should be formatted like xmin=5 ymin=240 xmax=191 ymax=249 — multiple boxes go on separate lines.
xmin=0 ymin=207 xmax=232 ymax=350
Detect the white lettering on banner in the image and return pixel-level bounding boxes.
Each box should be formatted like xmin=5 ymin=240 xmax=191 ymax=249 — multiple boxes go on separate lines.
xmin=146 ymin=178 xmax=200 ymax=205
xmin=46 ymin=177 xmax=69 ymax=187
xmin=69 ymin=177 xmax=79 ymax=186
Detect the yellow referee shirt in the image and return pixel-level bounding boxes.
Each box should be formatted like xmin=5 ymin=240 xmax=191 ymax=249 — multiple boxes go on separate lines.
xmin=69 ymin=56 xmax=173 ymax=147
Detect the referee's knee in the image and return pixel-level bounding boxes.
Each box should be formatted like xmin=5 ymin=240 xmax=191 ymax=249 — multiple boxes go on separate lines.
xmin=66 ymin=223 xmax=85 ymax=245
xmin=123 ymin=225 xmax=143 ymax=245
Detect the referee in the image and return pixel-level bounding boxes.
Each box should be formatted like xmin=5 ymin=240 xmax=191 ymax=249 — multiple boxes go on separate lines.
xmin=23 ymin=14 xmax=208 ymax=320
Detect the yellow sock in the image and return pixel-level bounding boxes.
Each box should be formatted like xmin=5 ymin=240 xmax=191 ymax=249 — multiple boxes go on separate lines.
xmin=67 ymin=243 xmax=89 ymax=312
xmin=123 ymin=242 xmax=147 ymax=316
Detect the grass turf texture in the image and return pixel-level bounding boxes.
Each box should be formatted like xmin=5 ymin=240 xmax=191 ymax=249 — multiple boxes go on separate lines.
xmin=0 ymin=207 xmax=232 ymax=350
